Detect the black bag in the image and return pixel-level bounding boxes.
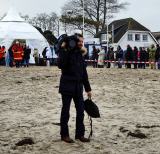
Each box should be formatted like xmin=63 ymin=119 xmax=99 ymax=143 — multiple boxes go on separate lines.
xmin=84 ymin=99 xmax=100 ymax=139
xmin=84 ymin=99 xmax=100 ymax=118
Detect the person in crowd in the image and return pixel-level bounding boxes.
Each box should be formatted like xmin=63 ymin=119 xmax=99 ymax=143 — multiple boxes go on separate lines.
xmin=137 ymin=48 xmax=141 ymax=68
xmin=139 ymin=47 xmax=147 ymax=69
xmin=125 ymin=45 xmax=133 ymax=69
xmin=33 ymin=48 xmax=39 ymax=65
xmin=98 ymin=47 xmax=105 ymax=68
xmin=106 ymin=47 xmax=114 ymax=68
xmin=8 ymin=46 xmax=14 ymax=67
xmin=0 ymin=46 xmax=5 ymax=65
xmin=91 ymin=46 xmax=98 ymax=68
xmin=149 ymin=44 xmax=156 ymax=69
xmin=46 ymin=47 xmax=52 ymax=66
xmin=133 ymin=46 xmax=138 ymax=69
xmin=155 ymin=44 xmax=160 ymax=70
xmin=4 ymin=46 xmax=10 ymax=67
xmin=12 ymin=43 xmax=24 ymax=68
xmin=23 ymin=46 xmax=31 ymax=67
xmin=0 ymin=46 xmax=2 ymax=65
xmin=116 ymin=45 xmax=123 ymax=68
xmin=146 ymin=48 xmax=150 ymax=67
xmin=57 ymin=33 xmax=92 ymax=143
xmin=113 ymin=49 xmax=117 ymax=68
xmin=123 ymin=48 xmax=127 ymax=68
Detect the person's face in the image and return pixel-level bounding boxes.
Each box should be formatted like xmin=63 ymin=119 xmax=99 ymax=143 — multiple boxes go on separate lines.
xmin=77 ymin=37 xmax=84 ymax=49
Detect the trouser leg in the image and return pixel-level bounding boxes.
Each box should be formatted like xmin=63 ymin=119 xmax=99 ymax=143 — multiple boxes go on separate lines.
xmin=158 ymin=59 xmax=160 ymax=69
xmin=26 ymin=59 xmax=29 ymax=67
xmin=60 ymin=94 xmax=72 ymax=137
xmin=73 ymin=94 xmax=85 ymax=138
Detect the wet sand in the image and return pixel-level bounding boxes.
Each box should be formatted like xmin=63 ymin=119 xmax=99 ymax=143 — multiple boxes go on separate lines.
xmin=0 ymin=66 xmax=160 ymax=154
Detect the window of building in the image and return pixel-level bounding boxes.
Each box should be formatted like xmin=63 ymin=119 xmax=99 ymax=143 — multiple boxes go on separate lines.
xmin=135 ymin=34 xmax=140 ymax=41
xmin=143 ymin=35 xmax=148 ymax=41
xmin=128 ymin=34 xmax=133 ymax=41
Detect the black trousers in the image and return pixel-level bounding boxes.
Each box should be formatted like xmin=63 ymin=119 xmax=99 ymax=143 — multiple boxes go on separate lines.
xmin=60 ymin=93 xmax=85 ymax=138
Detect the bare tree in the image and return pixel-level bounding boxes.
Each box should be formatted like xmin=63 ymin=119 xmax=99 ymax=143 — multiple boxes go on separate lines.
xmin=20 ymin=14 xmax=30 ymax=22
xmin=61 ymin=0 xmax=129 ymax=36
xmin=27 ymin=12 xmax=59 ymax=36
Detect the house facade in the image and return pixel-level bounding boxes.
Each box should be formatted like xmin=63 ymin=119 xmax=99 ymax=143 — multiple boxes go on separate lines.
xmin=116 ymin=30 xmax=157 ymax=50
xmin=106 ymin=18 xmax=158 ymax=50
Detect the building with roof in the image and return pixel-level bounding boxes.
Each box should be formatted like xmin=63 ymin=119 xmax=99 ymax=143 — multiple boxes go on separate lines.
xmin=152 ymin=32 xmax=160 ymax=44
xmin=101 ymin=18 xmax=158 ymax=50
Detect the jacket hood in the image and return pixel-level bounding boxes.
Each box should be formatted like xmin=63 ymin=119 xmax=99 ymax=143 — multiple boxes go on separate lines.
xmin=81 ymin=47 xmax=88 ymax=56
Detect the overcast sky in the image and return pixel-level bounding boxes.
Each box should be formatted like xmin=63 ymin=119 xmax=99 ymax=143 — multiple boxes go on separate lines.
xmin=0 ymin=0 xmax=159 ymax=32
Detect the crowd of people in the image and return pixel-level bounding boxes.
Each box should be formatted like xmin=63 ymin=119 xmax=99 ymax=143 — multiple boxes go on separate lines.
xmin=1 ymin=42 xmax=160 ymax=70
xmin=0 ymin=42 xmax=57 ymax=68
xmin=0 ymin=42 xmax=32 ymax=68
xmin=90 ymin=44 xmax=160 ymax=70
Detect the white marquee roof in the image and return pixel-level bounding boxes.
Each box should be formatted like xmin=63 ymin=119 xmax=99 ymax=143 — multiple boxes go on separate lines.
xmin=0 ymin=22 xmax=47 ymax=40
xmin=1 ymin=7 xmax=24 ymax=22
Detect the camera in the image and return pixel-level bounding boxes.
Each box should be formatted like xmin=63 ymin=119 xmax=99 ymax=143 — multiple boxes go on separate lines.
xmin=54 ymin=34 xmax=80 ymax=54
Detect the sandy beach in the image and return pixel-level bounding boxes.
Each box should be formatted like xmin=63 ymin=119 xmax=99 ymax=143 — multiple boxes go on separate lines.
xmin=0 ymin=66 xmax=160 ymax=154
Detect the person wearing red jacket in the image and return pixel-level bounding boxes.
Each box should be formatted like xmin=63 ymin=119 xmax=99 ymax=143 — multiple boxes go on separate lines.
xmin=13 ymin=43 xmax=24 ymax=67
xmin=0 ymin=46 xmax=5 ymax=65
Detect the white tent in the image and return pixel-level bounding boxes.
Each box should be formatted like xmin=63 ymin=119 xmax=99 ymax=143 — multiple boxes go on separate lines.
xmin=0 ymin=7 xmax=50 ymax=63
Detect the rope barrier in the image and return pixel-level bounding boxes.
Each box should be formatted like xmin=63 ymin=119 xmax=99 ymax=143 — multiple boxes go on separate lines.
xmin=85 ymin=60 xmax=158 ymax=64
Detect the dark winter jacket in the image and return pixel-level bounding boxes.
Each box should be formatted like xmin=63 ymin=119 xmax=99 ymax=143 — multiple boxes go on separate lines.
xmin=57 ymin=48 xmax=91 ymax=95
xmin=117 ymin=49 xmax=123 ymax=59
xmin=8 ymin=48 xmax=13 ymax=58
xmin=155 ymin=47 xmax=160 ymax=61
xmin=133 ymin=47 xmax=138 ymax=61
xmin=107 ymin=48 xmax=114 ymax=60
xmin=140 ymin=49 xmax=147 ymax=62
xmin=125 ymin=46 xmax=133 ymax=61
xmin=24 ymin=48 xmax=31 ymax=60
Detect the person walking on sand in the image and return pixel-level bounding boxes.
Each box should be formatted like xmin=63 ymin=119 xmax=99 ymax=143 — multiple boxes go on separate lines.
xmin=57 ymin=33 xmax=92 ymax=143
